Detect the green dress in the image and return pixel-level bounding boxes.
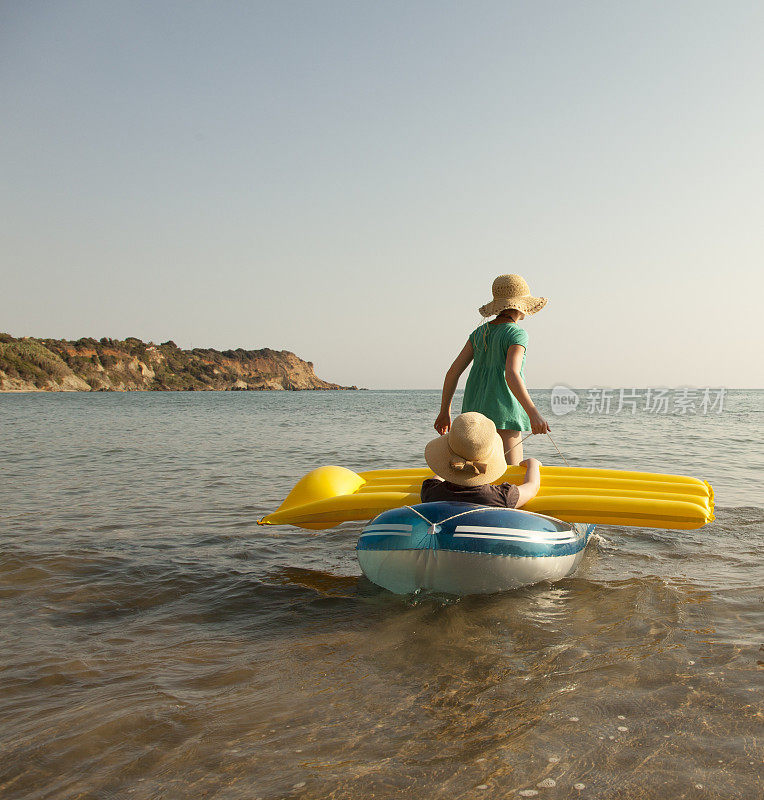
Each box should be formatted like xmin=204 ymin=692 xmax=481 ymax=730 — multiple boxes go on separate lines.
xmin=461 ymin=322 xmax=531 ymax=431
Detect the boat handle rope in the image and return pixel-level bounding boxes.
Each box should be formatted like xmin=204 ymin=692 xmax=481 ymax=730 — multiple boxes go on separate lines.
xmin=402 ymin=504 xmax=492 ymax=536
xmin=505 ymin=431 xmax=571 ymax=468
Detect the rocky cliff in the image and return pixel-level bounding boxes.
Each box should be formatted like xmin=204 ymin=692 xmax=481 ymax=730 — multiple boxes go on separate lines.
xmin=0 ymin=334 xmax=356 ymax=392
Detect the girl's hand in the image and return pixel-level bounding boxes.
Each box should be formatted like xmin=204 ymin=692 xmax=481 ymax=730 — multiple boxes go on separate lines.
xmin=434 ymin=410 xmax=451 ymax=435
xmin=529 ymin=410 xmax=550 ymax=435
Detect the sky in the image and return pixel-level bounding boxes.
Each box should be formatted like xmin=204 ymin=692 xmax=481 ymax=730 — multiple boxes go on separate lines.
xmin=2 ymin=1 xmax=762 ymax=389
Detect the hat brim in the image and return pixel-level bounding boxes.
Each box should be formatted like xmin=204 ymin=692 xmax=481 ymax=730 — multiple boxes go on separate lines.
xmin=424 ymin=433 xmax=508 ymax=487
xmin=479 ymin=296 xmax=547 ymax=317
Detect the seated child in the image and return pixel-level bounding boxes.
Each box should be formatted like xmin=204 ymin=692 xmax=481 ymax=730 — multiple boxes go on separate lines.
xmin=421 ymin=411 xmax=541 ymax=508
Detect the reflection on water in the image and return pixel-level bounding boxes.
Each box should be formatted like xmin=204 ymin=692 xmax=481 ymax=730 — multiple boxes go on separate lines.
xmin=0 ymin=391 xmax=762 ymax=799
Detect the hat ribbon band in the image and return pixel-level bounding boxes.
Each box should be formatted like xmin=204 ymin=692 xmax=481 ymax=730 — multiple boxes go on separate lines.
xmin=449 ymin=457 xmax=488 ymax=476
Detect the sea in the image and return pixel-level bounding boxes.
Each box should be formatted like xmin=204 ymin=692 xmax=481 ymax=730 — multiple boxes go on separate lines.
xmin=1 ymin=389 xmax=762 ymax=800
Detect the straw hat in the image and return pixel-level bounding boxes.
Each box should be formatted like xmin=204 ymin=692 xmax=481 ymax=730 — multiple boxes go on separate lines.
xmin=425 ymin=412 xmax=507 ymax=487
xmin=479 ymin=274 xmax=547 ymax=317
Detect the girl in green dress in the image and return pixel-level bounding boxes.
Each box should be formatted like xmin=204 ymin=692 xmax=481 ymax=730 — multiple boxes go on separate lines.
xmin=434 ymin=274 xmax=550 ymax=465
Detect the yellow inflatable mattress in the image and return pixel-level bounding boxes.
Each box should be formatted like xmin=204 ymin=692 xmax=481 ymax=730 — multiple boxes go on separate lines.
xmin=259 ymin=465 xmax=715 ymax=531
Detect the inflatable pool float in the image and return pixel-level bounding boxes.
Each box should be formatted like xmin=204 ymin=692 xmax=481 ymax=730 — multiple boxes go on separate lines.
xmin=356 ymin=501 xmax=596 ymax=594
xmin=259 ymin=465 xmax=714 ymax=531
xmin=259 ymin=464 xmax=714 ymax=595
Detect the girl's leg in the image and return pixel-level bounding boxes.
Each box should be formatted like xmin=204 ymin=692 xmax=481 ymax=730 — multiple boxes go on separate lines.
xmin=498 ymin=429 xmax=523 ymax=465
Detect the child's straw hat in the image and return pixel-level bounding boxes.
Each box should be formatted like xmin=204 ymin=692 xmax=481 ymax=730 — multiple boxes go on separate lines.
xmin=479 ymin=274 xmax=547 ymax=317
xmin=425 ymin=412 xmax=507 ymax=487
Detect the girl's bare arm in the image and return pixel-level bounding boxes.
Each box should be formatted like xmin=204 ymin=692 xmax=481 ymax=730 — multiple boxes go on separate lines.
xmin=515 ymin=457 xmax=542 ymax=508
xmin=434 ymin=341 xmax=474 ymax=434
xmin=504 ymin=345 xmax=550 ymax=434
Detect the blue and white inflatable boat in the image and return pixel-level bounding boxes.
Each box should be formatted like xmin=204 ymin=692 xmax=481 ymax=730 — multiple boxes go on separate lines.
xmin=356 ymin=501 xmax=595 ymax=595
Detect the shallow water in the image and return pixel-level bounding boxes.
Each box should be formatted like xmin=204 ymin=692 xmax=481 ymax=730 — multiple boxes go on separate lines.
xmin=0 ymin=390 xmax=762 ymax=799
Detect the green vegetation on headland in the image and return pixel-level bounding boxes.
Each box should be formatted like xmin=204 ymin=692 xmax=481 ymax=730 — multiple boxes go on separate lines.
xmin=0 ymin=334 xmax=357 ymax=392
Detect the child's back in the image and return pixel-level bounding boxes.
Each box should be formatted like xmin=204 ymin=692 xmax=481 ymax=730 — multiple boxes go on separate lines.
xmin=422 ymin=412 xmax=541 ymax=509
xmin=462 ymin=322 xmax=530 ymax=432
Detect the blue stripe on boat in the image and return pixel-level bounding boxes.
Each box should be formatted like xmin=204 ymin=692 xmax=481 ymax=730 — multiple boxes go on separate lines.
xmin=356 ymin=501 xmax=592 ymax=559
